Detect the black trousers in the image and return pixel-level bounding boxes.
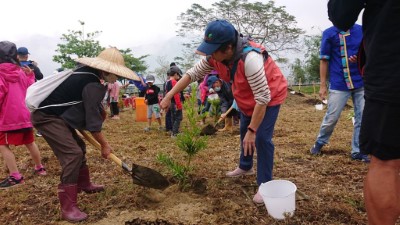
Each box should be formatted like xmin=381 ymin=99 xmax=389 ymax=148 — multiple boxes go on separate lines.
xmin=110 ymin=102 xmax=119 ymax=116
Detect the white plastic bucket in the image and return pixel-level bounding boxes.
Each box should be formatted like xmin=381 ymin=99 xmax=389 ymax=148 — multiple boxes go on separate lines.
xmin=315 ymin=104 xmax=323 ymax=110
xmin=259 ymin=180 xmax=297 ymax=220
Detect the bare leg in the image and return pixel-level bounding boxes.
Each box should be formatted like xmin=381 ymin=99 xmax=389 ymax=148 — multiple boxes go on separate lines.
xmin=2 ymin=158 xmax=8 ymax=173
xmin=25 ymin=142 xmax=42 ymax=167
xmin=364 ymin=156 xmax=400 ymax=225
xmin=156 ymin=118 xmax=162 ymax=126
xmin=0 ymin=145 xmax=18 ymax=173
xmin=147 ymin=118 xmax=152 ymax=127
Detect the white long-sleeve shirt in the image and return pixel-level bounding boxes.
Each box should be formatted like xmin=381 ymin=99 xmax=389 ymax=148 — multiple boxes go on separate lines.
xmin=186 ymin=52 xmax=271 ymax=105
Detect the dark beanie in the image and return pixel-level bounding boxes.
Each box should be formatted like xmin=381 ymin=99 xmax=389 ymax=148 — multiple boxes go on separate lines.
xmin=168 ymin=65 xmax=182 ymax=76
xmin=207 ymin=75 xmax=219 ymax=87
xmin=0 ymin=41 xmax=18 ymax=64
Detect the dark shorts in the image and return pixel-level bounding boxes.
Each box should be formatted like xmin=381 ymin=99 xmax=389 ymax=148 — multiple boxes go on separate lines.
xmin=0 ymin=128 xmax=34 ymax=146
xmin=360 ymin=99 xmax=400 ymax=160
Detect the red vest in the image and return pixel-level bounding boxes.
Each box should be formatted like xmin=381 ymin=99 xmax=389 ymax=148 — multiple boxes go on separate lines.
xmin=210 ymin=41 xmax=287 ymax=116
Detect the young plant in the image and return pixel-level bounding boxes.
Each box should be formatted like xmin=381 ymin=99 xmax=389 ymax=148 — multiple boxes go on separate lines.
xmin=207 ymin=94 xmax=220 ymax=123
xmin=157 ymin=83 xmax=208 ymax=190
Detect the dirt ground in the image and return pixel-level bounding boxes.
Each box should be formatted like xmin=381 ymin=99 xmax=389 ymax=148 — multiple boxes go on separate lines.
xmin=1 ymin=91 xmax=399 ymax=225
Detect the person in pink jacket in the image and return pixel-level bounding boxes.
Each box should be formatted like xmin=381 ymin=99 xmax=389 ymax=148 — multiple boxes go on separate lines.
xmin=199 ymin=70 xmax=218 ymax=124
xmin=107 ymin=77 xmax=120 ymax=119
xmin=0 ymin=41 xmax=46 ymax=189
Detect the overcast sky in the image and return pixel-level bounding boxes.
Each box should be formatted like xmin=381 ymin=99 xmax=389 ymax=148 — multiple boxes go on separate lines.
xmin=1 ymin=0 xmax=359 ymax=76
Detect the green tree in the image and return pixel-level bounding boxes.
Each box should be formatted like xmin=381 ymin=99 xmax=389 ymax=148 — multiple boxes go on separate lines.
xmin=177 ymin=0 xmax=304 ymax=57
xmin=120 ymin=48 xmax=149 ymax=73
xmin=53 ymin=21 xmax=104 ymax=69
xmin=303 ymin=34 xmax=321 ymax=82
xmin=291 ymin=58 xmax=306 ymax=84
xmin=53 ymin=21 xmax=149 ymax=73
xmin=291 ymin=34 xmax=321 ymax=84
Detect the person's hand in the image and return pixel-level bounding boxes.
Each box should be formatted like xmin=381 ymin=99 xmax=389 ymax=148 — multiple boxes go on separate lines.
xmin=220 ymin=112 xmax=227 ymax=120
xmin=141 ymin=79 xmax=146 ymax=86
xmin=349 ymin=55 xmax=357 ymax=63
xmin=160 ymin=95 xmax=171 ymax=110
xmin=319 ymin=85 xmax=327 ymax=101
xmin=21 ymin=66 xmax=33 ymax=74
xmin=144 ymin=99 xmax=148 ymax=105
xmin=101 ymin=143 xmax=112 ymax=159
xmin=243 ymin=131 xmax=256 ymax=156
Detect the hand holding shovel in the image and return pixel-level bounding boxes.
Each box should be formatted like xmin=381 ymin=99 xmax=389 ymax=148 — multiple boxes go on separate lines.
xmin=77 ymin=130 xmax=169 ymax=190
xmin=200 ymin=106 xmax=234 ymax=136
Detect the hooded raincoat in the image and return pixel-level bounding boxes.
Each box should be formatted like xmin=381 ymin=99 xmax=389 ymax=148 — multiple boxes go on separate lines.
xmin=0 ymin=63 xmax=35 ymax=131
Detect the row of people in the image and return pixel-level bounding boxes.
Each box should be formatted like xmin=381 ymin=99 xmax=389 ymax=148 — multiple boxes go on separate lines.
xmin=2 ymin=1 xmax=399 ymax=222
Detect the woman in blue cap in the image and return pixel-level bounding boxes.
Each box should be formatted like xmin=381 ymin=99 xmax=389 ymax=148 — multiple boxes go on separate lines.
xmin=160 ymin=19 xmax=287 ymax=203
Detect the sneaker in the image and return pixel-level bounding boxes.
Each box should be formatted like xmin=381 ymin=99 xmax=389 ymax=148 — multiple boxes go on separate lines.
xmin=253 ymin=190 xmax=264 ymax=204
xmin=36 ymin=131 xmax=42 ymax=137
xmin=171 ymin=134 xmax=177 ymax=139
xmin=226 ymin=168 xmax=255 ymax=177
xmin=111 ymin=116 xmax=120 ymax=120
xmin=158 ymin=126 xmax=164 ymax=131
xmin=144 ymin=127 xmax=150 ymax=132
xmin=310 ymin=142 xmax=324 ymax=155
xmin=351 ymin=152 xmax=370 ymax=163
xmin=0 ymin=176 xmax=24 ymax=189
xmin=35 ymin=167 xmax=47 ymax=176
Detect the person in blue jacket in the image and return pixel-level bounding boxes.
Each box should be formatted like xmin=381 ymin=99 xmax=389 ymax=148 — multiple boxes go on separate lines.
xmin=125 ymin=72 xmax=147 ymax=97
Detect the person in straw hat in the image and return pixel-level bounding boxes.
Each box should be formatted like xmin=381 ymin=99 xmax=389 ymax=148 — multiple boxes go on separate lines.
xmin=31 ymin=47 xmax=139 ymax=222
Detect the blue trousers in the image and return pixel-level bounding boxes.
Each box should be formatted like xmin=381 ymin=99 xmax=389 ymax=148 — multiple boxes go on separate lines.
xmin=165 ymin=109 xmax=172 ymax=131
xmin=170 ymin=103 xmax=182 ymax=135
xmin=238 ymin=105 xmax=281 ymax=185
xmin=315 ymin=88 xmax=364 ymax=154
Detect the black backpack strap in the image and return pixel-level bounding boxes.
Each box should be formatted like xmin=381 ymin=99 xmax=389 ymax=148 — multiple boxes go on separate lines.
xmin=230 ymin=46 xmax=263 ymax=82
xmin=230 ymin=60 xmax=239 ymax=82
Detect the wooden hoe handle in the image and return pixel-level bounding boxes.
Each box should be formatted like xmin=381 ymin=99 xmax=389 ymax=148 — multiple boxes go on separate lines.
xmin=215 ymin=106 xmax=234 ymax=126
xmin=77 ymin=130 xmax=123 ymax=168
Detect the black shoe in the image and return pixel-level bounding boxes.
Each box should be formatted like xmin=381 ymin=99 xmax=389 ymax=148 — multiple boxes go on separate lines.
xmin=0 ymin=176 xmax=24 ymax=189
xmin=351 ymin=153 xmax=370 ymax=163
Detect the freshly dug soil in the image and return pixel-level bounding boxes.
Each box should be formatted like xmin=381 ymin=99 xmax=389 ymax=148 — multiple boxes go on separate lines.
xmin=1 ymin=90 xmax=387 ymax=225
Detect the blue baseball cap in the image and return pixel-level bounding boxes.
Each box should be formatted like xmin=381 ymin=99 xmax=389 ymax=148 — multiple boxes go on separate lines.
xmin=17 ymin=47 xmax=30 ymax=55
xmin=196 ymin=20 xmax=236 ymax=56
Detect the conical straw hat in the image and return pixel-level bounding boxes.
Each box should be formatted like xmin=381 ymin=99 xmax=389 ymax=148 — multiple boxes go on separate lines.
xmin=75 ymin=47 xmax=140 ymax=81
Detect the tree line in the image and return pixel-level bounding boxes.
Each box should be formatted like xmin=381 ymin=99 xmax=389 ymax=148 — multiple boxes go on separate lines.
xmin=52 ymin=0 xmax=321 ymax=84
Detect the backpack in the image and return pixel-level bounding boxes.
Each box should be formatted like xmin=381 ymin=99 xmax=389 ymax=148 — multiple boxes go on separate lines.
xmin=25 ymin=69 xmax=96 ymax=112
xmin=230 ymin=36 xmax=269 ymax=82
